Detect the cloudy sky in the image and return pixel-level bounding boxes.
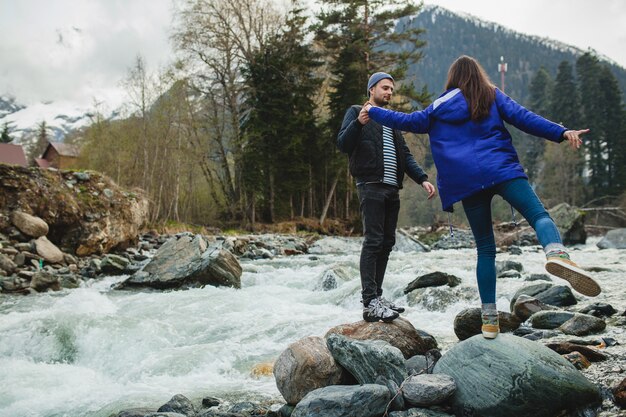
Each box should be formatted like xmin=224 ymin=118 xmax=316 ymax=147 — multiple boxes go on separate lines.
xmin=1 ymin=0 xmax=625 ymax=108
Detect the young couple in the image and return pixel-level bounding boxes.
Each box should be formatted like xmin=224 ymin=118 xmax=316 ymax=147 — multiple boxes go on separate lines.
xmin=337 ymin=55 xmax=601 ymax=339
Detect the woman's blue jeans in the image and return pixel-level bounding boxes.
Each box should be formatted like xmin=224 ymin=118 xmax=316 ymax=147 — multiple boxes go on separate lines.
xmin=461 ymin=178 xmax=562 ymax=304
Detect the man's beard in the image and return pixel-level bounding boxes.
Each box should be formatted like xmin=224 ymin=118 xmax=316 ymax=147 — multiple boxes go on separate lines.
xmin=372 ymin=96 xmax=391 ymax=107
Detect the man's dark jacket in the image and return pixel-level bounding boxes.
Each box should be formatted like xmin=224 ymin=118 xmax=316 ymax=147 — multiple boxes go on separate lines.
xmin=337 ymin=105 xmax=428 ymax=187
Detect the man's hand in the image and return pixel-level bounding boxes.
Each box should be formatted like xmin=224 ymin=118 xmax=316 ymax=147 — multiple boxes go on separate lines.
xmin=563 ymin=129 xmax=589 ymax=150
xmin=421 ymin=181 xmax=436 ymax=200
xmin=358 ymin=103 xmax=371 ymax=125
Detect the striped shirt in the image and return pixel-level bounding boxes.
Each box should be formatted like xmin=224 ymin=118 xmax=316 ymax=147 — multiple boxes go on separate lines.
xmin=382 ymin=126 xmax=398 ymax=186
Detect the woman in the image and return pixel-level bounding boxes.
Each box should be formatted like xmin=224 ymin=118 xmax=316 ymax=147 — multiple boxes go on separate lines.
xmin=363 ymin=55 xmax=600 ymax=339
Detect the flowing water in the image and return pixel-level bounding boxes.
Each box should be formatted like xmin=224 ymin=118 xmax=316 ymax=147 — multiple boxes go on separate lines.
xmin=0 ymin=236 xmax=624 ymax=417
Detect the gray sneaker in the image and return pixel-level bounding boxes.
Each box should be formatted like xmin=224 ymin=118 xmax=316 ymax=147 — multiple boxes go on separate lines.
xmin=363 ymin=298 xmax=399 ymax=323
xmin=378 ymin=296 xmax=405 ymax=313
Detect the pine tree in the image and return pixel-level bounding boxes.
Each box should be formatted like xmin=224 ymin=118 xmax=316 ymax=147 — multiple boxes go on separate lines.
xmin=1 ymin=122 xmax=13 ymax=143
xmin=29 ymin=120 xmax=50 ymax=161
xmin=539 ymin=61 xmax=585 ymax=206
xmin=241 ymin=5 xmax=322 ymax=223
xmin=523 ymin=66 xmax=553 ymax=181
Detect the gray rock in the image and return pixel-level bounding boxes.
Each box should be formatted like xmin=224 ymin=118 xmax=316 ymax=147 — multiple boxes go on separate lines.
xmin=535 ymin=285 xmax=577 ymax=307
xmin=525 ymin=273 xmax=552 ymax=282
xmin=529 ymin=310 xmax=576 ymax=329
xmin=402 ymin=374 xmax=456 ymax=406
xmin=121 ymin=235 xmax=241 ymax=290
xmin=497 ymin=270 xmax=521 ymax=279
xmin=596 ymin=228 xmax=626 ymax=249
xmin=34 ymin=236 xmax=64 ymax=264
xmin=114 ymin=408 xmax=157 ymax=417
xmin=509 ymin=282 xmax=554 ymax=311
xmin=407 ymin=286 xmax=476 ymax=312
xmin=100 ymin=254 xmax=131 ymax=275
xmin=315 ymin=266 xmax=351 ymax=291
xmin=496 ymin=260 xmax=523 ymax=274
xmin=201 ymin=397 xmax=220 ymax=408
xmin=0 ymin=253 xmax=17 ymax=274
xmin=273 ymin=336 xmax=347 ymax=405
xmin=432 ymin=230 xmax=475 ymax=250
xmin=507 ymin=245 xmax=523 ymax=255
xmin=549 ymin=203 xmax=586 ymax=245
xmin=578 ymin=302 xmax=617 ymax=317
xmin=453 ymin=308 xmax=521 ymax=340
xmin=228 ymin=402 xmax=262 ymax=414
xmin=559 ymin=314 xmax=606 ymax=336
xmin=326 ymin=333 xmax=407 ymax=385
xmin=11 ymin=211 xmax=49 ymax=238
xmin=433 ymin=334 xmax=601 ymax=417
xmin=74 ymin=172 xmax=91 ymax=181
xmin=406 ymin=355 xmax=429 ymax=375
xmin=157 ymin=394 xmax=196 ymax=416
xmin=145 ymin=413 xmax=187 ymax=417
xmin=513 ymin=295 xmax=556 ymax=321
xmin=29 ymin=271 xmax=61 ymax=292
xmin=404 ymin=272 xmax=461 ymax=292
xmin=389 ymin=409 xmax=453 ymax=417
xmin=291 ymin=384 xmax=390 ymax=417
xmin=375 ymin=376 xmax=404 ymax=412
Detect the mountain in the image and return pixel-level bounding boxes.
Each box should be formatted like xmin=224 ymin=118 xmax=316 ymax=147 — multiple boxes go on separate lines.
xmin=398 ymin=5 xmax=626 ymax=104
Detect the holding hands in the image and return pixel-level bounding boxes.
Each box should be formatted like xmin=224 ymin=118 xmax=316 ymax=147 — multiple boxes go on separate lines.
xmin=358 ymin=101 xmax=372 ymax=125
xmin=422 ymin=181 xmax=437 ymax=199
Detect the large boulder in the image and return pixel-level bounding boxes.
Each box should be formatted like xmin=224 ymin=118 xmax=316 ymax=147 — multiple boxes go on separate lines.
xmin=404 ymin=272 xmax=461 ymax=292
xmin=10 ymin=211 xmax=49 ymax=238
xmin=549 ymin=203 xmax=586 ymax=245
xmin=597 ymin=228 xmax=626 ymax=249
xmin=326 ymin=333 xmax=407 ymax=385
xmin=433 ymin=334 xmax=601 ymax=416
xmin=291 ymin=384 xmax=390 ymax=417
xmin=0 ymin=165 xmax=148 ymax=256
xmin=325 ymin=317 xmax=437 ymax=359
xmin=273 ymin=336 xmax=348 ymax=405
xmin=120 ymin=234 xmax=241 ymax=289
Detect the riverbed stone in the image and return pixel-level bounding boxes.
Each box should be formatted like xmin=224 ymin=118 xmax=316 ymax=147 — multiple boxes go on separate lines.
xmin=559 ymin=314 xmax=606 ymax=336
xmin=550 ymin=203 xmax=586 ymax=245
xmin=404 ymin=272 xmax=462 ymax=292
xmin=614 ymin=377 xmax=626 ymax=408
xmin=453 ymin=308 xmax=521 ymax=340
xmin=11 ymin=211 xmax=49 ymax=238
xmin=100 ymin=254 xmax=131 ymax=275
xmin=402 ymin=374 xmax=456 ymax=407
xmin=157 ymin=394 xmax=196 ymax=416
xmin=29 ymin=271 xmax=61 ymax=292
xmin=509 ymin=282 xmax=554 ymax=310
xmin=545 ymin=342 xmax=609 ymax=362
xmin=326 ymin=333 xmax=407 ymax=385
xmin=34 ymin=236 xmax=64 ymax=264
xmin=315 ymin=266 xmax=351 ymax=291
xmin=597 ymin=228 xmax=626 ymax=249
xmin=578 ymin=302 xmax=617 ymax=317
xmin=389 ymin=409 xmax=453 ymax=417
xmin=529 ymin=311 xmax=576 ymax=329
xmin=513 ymin=294 xmax=556 ymax=321
xmin=496 ymin=260 xmax=523 ymax=275
xmin=0 ymin=253 xmax=16 ymax=274
xmin=433 ymin=334 xmax=601 ymax=416
xmin=325 ymin=317 xmax=437 ymax=359
xmin=534 ymin=285 xmax=577 ymax=307
xmin=291 ymin=384 xmax=390 ymax=417
xmin=114 ymin=409 xmax=157 ymax=417
xmin=273 ymin=336 xmax=347 ymax=404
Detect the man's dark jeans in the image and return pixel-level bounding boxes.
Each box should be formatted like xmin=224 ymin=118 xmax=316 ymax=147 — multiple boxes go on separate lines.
xmin=357 ymin=183 xmax=400 ymax=307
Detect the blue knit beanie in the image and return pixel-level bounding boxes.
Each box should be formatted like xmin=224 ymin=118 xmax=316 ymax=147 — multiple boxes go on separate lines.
xmin=367 ymin=72 xmax=394 ymax=97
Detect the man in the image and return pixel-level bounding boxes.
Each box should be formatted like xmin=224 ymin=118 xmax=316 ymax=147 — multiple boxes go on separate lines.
xmin=337 ymin=72 xmax=436 ymax=323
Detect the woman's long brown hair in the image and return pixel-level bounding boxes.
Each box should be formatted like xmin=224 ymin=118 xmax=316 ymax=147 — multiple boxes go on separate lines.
xmin=445 ymin=55 xmax=496 ymax=120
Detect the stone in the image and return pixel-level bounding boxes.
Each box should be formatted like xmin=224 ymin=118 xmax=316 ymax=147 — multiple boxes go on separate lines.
xmin=433 ymin=334 xmax=601 ymax=416
xmin=534 ymin=285 xmax=577 ymax=307
xmin=509 ymin=282 xmax=554 ymax=311
xmin=291 ymin=384 xmax=390 ymax=417
xmin=513 ymin=294 xmax=556 ymax=322
xmin=11 ymin=211 xmax=49 ymax=238
xmin=34 ymin=236 xmax=64 ymax=264
xmin=325 ymin=317 xmax=437 ymax=359
xmin=529 ymin=311 xmax=576 ymax=329
xmin=201 ymin=397 xmax=220 ymax=408
xmin=453 ymin=308 xmax=521 ymax=341
xmin=326 ymin=333 xmax=407 ymax=385
xmin=13 ymin=252 xmax=26 ymax=266
xmin=496 ymin=260 xmax=523 ymax=274
xmin=497 ymin=270 xmax=521 ymax=279
xmin=389 ymin=409 xmax=453 ymax=417
xmin=549 ymin=203 xmax=586 ymax=245
xmin=559 ymin=314 xmax=606 ymax=336
xmin=597 ymin=228 xmax=626 ymax=249
xmin=578 ymin=302 xmax=617 ymax=317
xmin=114 ymin=409 xmax=157 ymax=417
xmin=406 ymin=286 xmax=476 ymax=312
xmin=120 ymin=235 xmax=242 ymax=290
xmin=376 ymin=376 xmax=404 ymax=412
xmin=315 ymin=266 xmax=351 ymax=291
xmin=404 ymin=272 xmax=461 ymax=292
xmin=157 ymin=394 xmax=196 ymax=416
xmin=402 ymin=374 xmax=456 ymax=407
xmin=273 ymin=336 xmax=347 ymax=404
xmin=0 ymin=253 xmax=17 ymax=274
xmin=614 ymin=377 xmax=626 ymax=408
xmin=29 ymin=271 xmax=61 ymax=292
xmin=100 ymin=254 xmax=131 ymax=275
xmin=525 ymin=273 xmax=552 ymax=282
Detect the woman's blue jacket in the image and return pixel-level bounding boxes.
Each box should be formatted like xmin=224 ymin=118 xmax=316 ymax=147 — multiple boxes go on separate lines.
xmin=368 ymin=88 xmax=567 ymax=212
